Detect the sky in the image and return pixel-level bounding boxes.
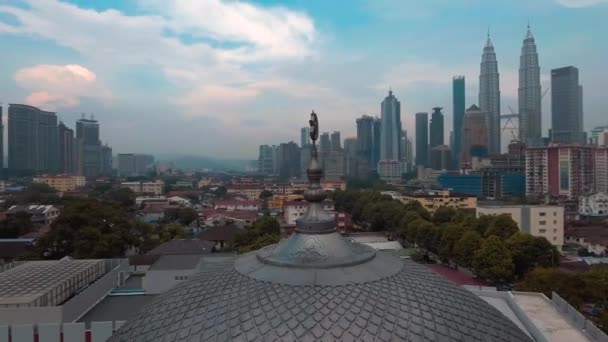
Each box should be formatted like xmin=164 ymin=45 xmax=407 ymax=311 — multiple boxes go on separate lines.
xmin=0 ymin=0 xmax=607 ymax=159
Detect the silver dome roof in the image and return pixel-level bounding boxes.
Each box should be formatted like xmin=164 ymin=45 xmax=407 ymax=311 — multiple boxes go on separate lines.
xmin=110 ymin=112 xmax=531 ymax=342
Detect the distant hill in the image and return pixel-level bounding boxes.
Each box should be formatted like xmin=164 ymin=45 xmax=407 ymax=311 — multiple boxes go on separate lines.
xmin=156 ymin=154 xmax=253 ymax=172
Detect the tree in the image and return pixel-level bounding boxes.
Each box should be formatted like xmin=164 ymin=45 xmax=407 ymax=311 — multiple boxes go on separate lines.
xmin=259 ymin=190 xmax=273 ymax=200
xmin=399 ymin=211 xmax=421 ymax=246
xmin=104 ymin=187 xmax=136 ymax=207
xmin=413 ymin=219 xmax=440 ymax=253
xmin=485 ymin=214 xmax=519 ymax=240
xmin=433 ymin=207 xmax=458 ymax=226
xmin=32 ymin=199 xmax=137 ymax=259
xmin=233 ymin=216 xmax=281 ymax=253
xmin=176 ymin=208 xmax=198 ymax=225
xmin=516 ymin=267 xmax=587 ymax=306
xmin=438 ymin=223 xmax=467 ymax=262
xmin=507 ymin=233 xmax=559 ymax=278
xmin=453 ymin=231 xmax=482 ymax=268
xmin=472 ymin=215 xmax=494 ymax=236
xmin=14 ymin=183 xmax=60 ymax=205
xmin=0 ymin=211 xmax=33 ymax=238
xmin=402 ymin=201 xmax=432 ymax=221
xmin=472 ymin=236 xmax=514 ymax=284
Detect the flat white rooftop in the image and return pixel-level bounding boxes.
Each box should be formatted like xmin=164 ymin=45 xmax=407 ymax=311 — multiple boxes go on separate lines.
xmin=512 ymin=292 xmax=590 ymax=342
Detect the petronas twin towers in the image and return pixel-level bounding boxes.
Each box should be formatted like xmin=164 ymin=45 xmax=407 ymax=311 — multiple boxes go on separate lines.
xmin=478 ymin=25 xmax=541 ymax=152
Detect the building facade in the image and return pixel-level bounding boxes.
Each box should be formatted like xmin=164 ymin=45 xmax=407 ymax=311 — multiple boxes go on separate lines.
xmin=525 ymin=145 xmax=595 ymax=199
xmin=8 ymin=104 xmax=58 ymax=174
xmin=76 ymin=117 xmax=101 ymax=177
xmin=429 ymin=107 xmax=444 ymax=149
xmin=415 ymin=112 xmax=429 ymax=167
xmin=479 ymin=34 xmax=501 ymax=155
xmin=518 ymin=25 xmax=542 ymax=146
xmin=33 ymin=175 xmax=85 ymax=192
xmin=300 ymin=127 xmax=310 ymax=147
xmin=330 ymin=131 xmax=341 ymax=151
xmin=551 ymin=66 xmax=585 ymax=144
xmin=461 ymin=105 xmax=489 ymax=168
xmin=57 ymin=122 xmax=76 ymax=174
xmin=257 ymin=145 xmax=275 ymax=175
xmin=356 ymin=116 xmax=374 ymax=166
xmin=380 ymin=90 xmax=402 ymax=161
xmin=377 ymin=160 xmax=403 ymax=184
xmin=399 ymin=190 xmax=477 ymax=214
xmin=477 ymin=205 xmax=564 ymax=250
xmin=452 ymin=76 xmax=466 ymax=164
xmin=430 ymin=145 xmax=452 ymax=171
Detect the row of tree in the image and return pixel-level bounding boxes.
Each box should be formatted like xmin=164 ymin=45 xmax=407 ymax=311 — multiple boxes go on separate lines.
xmin=332 ymin=190 xmax=559 ymax=284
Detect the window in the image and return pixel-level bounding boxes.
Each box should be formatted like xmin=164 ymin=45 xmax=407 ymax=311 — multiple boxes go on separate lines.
xmin=553 ymin=237 xmax=557 ymax=241
xmin=554 ymin=212 xmax=557 ymax=216
xmin=539 ymin=221 xmax=546 ymax=225
xmin=554 ymin=229 xmax=558 ymax=233
xmin=539 ymin=212 xmax=546 ymax=216
xmin=539 ymin=229 xmax=547 ymax=233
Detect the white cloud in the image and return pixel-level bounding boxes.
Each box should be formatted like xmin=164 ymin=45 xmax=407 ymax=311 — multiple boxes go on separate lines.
xmin=0 ymin=0 xmax=319 ymax=114
xmin=556 ymin=0 xmax=608 ymax=7
xmin=14 ymin=64 xmax=110 ymax=109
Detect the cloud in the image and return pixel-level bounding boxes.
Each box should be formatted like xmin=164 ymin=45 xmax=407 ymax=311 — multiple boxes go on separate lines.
xmin=556 ymin=0 xmax=608 ymax=7
xmin=14 ymin=64 xmax=110 ymax=109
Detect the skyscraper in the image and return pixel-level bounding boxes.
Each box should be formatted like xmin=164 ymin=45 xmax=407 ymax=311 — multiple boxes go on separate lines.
xmin=551 ymin=66 xmax=585 ymax=144
xmin=372 ymin=118 xmax=382 ymax=169
xmin=0 ymin=105 xmax=3 ymax=172
xmin=429 ymin=107 xmax=444 ymax=148
xmin=461 ymin=105 xmax=489 ymax=167
xmin=300 ymin=127 xmax=310 ymax=147
xmin=415 ymin=112 xmax=429 ymax=167
xmin=257 ymin=145 xmax=274 ymax=175
xmin=277 ymin=142 xmax=300 ymax=180
xmin=452 ymin=76 xmax=465 ymax=162
xmin=380 ymin=90 xmax=402 ymax=161
xmin=8 ymin=104 xmax=58 ymax=174
xmin=518 ymin=24 xmax=542 ymax=146
xmin=356 ymin=116 xmax=374 ymax=164
xmin=319 ymin=132 xmax=330 ymax=155
xmin=76 ymin=116 xmax=101 ymax=177
xmin=58 ymin=122 xmax=76 ymax=174
xmin=330 ymin=131 xmax=341 ymax=151
xmin=479 ymin=33 xmax=501 ymax=154
xmin=100 ymin=144 xmax=113 ymax=176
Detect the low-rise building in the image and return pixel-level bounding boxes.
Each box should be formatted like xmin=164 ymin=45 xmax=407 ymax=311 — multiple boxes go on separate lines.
xmin=6 ymin=205 xmax=60 ymax=225
xmin=399 ymin=190 xmax=477 ymax=214
xmin=121 ymin=180 xmax=164 ymax=195
xmin=33 ymin=175 xmax=85 ymax=192
xmin=477 ymin=204 xmax=564 ymax=250
xmin=565 ymin=225 xmax=608 ymax=256
xmin=226 ymin=184 xmax=263 ymax=200
xmin=579 ymin=193 xmax=608 ymax=218
xmin=214 ymin=200 xmax=260 ymax=211
xmin=167 ymin=196 xmax=192 ymax=207
xmin=199 ymin=225 xmax=243 ymax=250
xmin=268 ymin=194 xmax=304 ymax=210
xmin=0 ymin=258 xmax=126 ymax=324
xmin=283 ymin=200 xmax=334 ymax=225
xmin=200 ymin=209 xmax=258 ymax=227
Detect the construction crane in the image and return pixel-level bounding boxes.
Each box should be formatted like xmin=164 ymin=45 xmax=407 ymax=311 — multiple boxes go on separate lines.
xmin=500 ymin=87 xmax=551 ymax=142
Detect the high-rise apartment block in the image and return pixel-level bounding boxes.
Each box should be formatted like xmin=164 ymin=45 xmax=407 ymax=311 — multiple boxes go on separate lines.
xmin=372 ymin=118 xmax=382 ymax=169
xmin=525 ymin=145 xmax=595 ymax=199
xmin=0 ymin=105 xmax=3 ymax=171
xmin=415 ymin=112 xmax=429 ymax=167
xmin=118 ymin=153 xmax=154 ymax=177
xmin=356 ymin=116 xmax=374 ymax=164
xmin=8 ymin=104 xmax=58 ymax=174
xmin=452 ymin=76 xmax=465 ymax=163
xmin=380 ymin=90 xmax=402 ymax=161
xmin=518 ymin=25 xmax=542 ymax=146
xmin=430 ymin=145 xmax=452 ymax=171
xmin=429 ymin=107 xmax=444 ymax=148
xmin=76 ymin=117 xmax=101 ymax=177
xmin=57 ymin=122 xmax=76 ymax=174
xmin=551 ymin=66 xmax=585 ymax=144
xmin=300 ymin=127 xmax=310 ymax=147
xmin=257 ymin=145 xmax=275 ymax=175
xmin=461 ymin=105 xmax=489 ymax=168
xmin=479 ymin=34 xmax=501 ymax=155
xmin=330 ymin=131 xmax=341 ymax=151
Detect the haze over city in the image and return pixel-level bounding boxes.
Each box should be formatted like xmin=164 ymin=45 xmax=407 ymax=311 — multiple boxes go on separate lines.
xmin=1 ymin=0 xmax=607 ymax=158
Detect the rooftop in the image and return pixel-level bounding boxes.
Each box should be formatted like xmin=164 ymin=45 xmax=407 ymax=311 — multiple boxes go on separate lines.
xmin=148 ymin=254 xmax=204 ymax=271
xmin=6 ymin=205 xmax=56 ymax=215
xmin=198 ymin=225 xmax=242 ymax=242
xmin=146 ymin=239 xmax=214 ymax=256
xmin=0 ymin=259 xmax=103 ymax=305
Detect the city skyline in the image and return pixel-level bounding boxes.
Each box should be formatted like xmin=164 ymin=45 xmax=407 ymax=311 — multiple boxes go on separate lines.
xmin=1 ymin=0 xmax=608 ymax=158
